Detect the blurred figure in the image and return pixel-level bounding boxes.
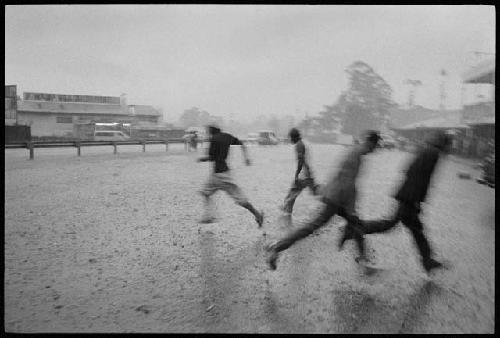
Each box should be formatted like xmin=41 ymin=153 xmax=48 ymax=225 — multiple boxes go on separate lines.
xmin=281 ymin=128 xmax=320 ymax=226
xmin=190 ymin=131 xmax=198 ymax=152
xmin=183 ymin=131 xmax=194 ymax=152
xmin=198 ymin=123 xmax=264 ymax=227
xmin=265 ymin=130 xmax=381 ymax=270
xmin=340 ymin=130 xmax=452 ymax=274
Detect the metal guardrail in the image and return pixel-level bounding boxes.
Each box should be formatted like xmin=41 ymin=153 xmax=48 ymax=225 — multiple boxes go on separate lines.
xmin=4 ymin=138 xmax=194 ymax=159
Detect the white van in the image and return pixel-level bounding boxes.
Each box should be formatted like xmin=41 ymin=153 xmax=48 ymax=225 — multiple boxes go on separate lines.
xmin=257 ymin=130 xmax=279 ymax=145
xmin=94 ymin=130 xmax=130 ymax=141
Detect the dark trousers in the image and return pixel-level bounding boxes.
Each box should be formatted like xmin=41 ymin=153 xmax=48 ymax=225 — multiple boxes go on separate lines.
xmin=362 ymin=201 xmax=433 ymax=266
xmin=274 ymin=202 xmax=366 ymax=258
xmin=283 ymin=177 xmax=319 ymax=214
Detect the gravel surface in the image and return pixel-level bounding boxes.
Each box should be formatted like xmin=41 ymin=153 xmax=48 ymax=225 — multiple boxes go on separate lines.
xmin=4 ymin=143 xmax=495 ymax=333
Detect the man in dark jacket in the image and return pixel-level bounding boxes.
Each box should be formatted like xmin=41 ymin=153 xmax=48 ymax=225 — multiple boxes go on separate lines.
xmin=339 ymin=130 xmax=452 ymax=274
xmin=265 ymin=130 xmax=381 ymax=270
xmin=198 ymin=124 xmax=264 ymax=227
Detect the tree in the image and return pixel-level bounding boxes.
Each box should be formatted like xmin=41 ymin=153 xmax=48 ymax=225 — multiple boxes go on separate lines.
xmin=179 ymin=107 xmax=201 ymax=128
xmin=297 ymin=114 xmax=314 ymax=137
xmin=317 ymin=104 xmax=341 ymax=132
xmin=179 ymin=107 xmax=211 ymax=128
xmin=198 ymin=110 xmax=210 ymax=126
xmin=336 ymin=61 xmax=395 ymax=136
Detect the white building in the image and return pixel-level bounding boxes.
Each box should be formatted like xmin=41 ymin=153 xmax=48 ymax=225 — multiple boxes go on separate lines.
xmin=14 ymin=91 xmax=162 ymax=137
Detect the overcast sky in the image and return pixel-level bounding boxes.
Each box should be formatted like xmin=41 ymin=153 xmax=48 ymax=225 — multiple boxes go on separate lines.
xmin=5 ymin=5 xmax=495 ymax=123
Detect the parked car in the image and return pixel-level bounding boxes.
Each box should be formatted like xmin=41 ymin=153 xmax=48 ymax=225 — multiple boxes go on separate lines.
xmin=378 ymin=134 xmax=397 ymax=149
xmin=94 ymin=130 xmax=130 ymax=141
xmin=245 ymin=133 xmax=260 ymax=145
xmin=257 ymin=130 xmax=279 ymax=145
xmin=279 ymin=136 xmax=290 ymax=144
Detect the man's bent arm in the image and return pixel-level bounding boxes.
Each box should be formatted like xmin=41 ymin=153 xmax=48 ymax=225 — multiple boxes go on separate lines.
xmin=240 ymin=143 xmax=251 ymax=165
xmin=198 ymin=141 xmax=215 ymax=162
xmin=295 ymin=158 xmax=304 ymax=179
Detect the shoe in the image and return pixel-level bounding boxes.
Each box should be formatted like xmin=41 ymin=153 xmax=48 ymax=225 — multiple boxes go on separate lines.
xmin=423 ymin=259 xmax=444 ymax=274
xmin=256 ymin=210 xmax=265 ymax=228
xmin=338 ymin=226 xmax=354 ymax=251
xmin=265 ymin=243 xmax=279 ymax=270
xmin=200 ymin=217 xmax=216 ymax=224
xmin=355 ymin=256 xmax=374 ymax=268
xmin=355 ymin=256 xmax=380 ymax=275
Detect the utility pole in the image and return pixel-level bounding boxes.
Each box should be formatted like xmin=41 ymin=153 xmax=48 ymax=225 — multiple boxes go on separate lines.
xmin=404 ymin=79 xmax=422 ymax=108
xmin=439 ymin=69 xmax=447 ymax=111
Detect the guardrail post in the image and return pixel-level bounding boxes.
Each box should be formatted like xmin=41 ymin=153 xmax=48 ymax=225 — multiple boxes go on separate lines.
xmin=28 ymin=142 xmax=34 ymax=160
xmin=75 ymin=141 xmax=81 ymax=156
xmin=142 ymin=140 xmax=146 ymax=152
xmin=165 ymin=139 xmax=169 ymax=152
xmin=113 ymin=142 xmax=117 ymax=154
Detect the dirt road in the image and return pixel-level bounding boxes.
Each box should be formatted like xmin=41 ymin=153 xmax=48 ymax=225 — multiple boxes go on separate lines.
xmin=4 ymin=144 xmax=495 ymax=333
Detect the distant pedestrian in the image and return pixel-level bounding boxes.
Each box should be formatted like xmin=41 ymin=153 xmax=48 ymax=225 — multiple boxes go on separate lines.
xmin=198 ymin=123 xmax=264 ymax=227
xmin=265 ymin=130 xmax=381 ymax=270
xmin=183 ymin=132 xmax=193 ymax=152
xmin=190 ymin=131 xmax=198 ymax=152
xmin=281 ymin=128 xmax=320 ymax=226
xmin=339 ymin=130 xmax=452 ymax=274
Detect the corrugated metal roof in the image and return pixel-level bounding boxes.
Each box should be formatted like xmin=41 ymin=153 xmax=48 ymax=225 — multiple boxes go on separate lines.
xmin=466 ymin=116 xmax=495 ymax=125
xmin=463 ymin=58 xmax=495 ymax=84
xmin=128 ymin=105 xmax=161 ymax=116
xmin=394 ymin=112 xmax=468 ymax=130
xmin=17 ymin=100 xmax=161 ymax=117
xmin=18 ymin=100 xmax=127 ymax=115
xmin=132 ymin=125 xmax=182 ymax=130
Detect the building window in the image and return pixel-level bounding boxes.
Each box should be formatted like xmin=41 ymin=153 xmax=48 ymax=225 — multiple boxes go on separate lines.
xmin=56 ymin=116 xmax=73 ymax=124
xmin=5 ymin=109 xmax=16 ymax=120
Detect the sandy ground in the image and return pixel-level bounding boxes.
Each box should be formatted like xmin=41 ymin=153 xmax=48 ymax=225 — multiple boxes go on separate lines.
xmin=4 ymin=143 xmax=495 ymax=333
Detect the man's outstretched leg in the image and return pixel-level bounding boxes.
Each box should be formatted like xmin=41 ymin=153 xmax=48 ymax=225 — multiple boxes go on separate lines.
xmin=335 ymin=209 xmax=370 ymax=263
xmin=401 ymin=206 xmax=444 ymax=274
xmin=283 ymin=183 xmax=303 ymax=213
xmin=200 ymin=193 xmax=217 ymax=223
xmin=239 ymin=201 xmax=264 ymax=228
xmin=407 ymin=224 xmax=443 ymax=273
xmin=223 ymin=178 xmax=264 ymax=228
xmin=265 ymin=203 xmax=336 ymax=270
xmin=199 ymin=176 xmax=218 ymax=223
xmin=219 ymin=173 xmax=264 ymax=228
xmin=306 ymin=177 xmax=321 ymax=196
xmin=350 ymin=221 xmax=368 ymax=263
xmin=281 ymin=180 xmax=305 ymax=226
xmin=338 ymin=209 xmax=400 ymax=251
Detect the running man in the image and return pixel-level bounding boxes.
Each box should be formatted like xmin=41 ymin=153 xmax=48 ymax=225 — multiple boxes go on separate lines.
xmin=281 ymin=128 xmax=320 ymax=226
xmin=198 ymin=123 xmax=264 ymax=227
xmin=265 ymin=130 xmax=381 ymax=270
xmin=339 ymin=130 xmax=451 ymax=274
